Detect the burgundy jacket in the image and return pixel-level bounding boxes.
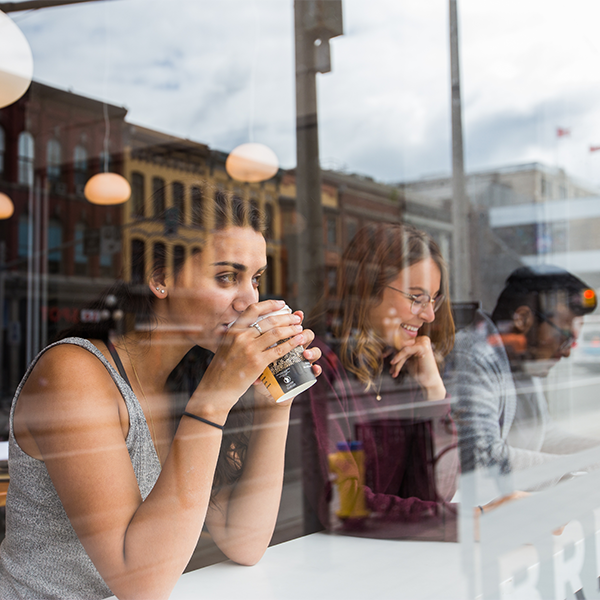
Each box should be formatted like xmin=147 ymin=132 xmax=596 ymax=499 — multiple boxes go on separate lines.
xmin=304 ymin=337 xmax=459 ymax=540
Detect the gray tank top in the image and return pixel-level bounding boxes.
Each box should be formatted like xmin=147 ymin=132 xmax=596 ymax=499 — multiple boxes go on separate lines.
xmin=0 ymin=338 xmax=162 ymax=599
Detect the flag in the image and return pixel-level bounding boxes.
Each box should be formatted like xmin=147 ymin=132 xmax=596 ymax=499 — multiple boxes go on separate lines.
xmin=557 ymin=128 xmax=570 ymax=137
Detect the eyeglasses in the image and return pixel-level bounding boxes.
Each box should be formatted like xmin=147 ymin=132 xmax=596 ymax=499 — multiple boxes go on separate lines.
xmin=387 ymin=286 xmax=445 ymax=315
xmin=535 ymin=311 xmax=576 ymax=352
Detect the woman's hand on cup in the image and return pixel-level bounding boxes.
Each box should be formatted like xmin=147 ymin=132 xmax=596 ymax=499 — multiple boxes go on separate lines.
xmin=199 ymin=300 xmax=307 ymax=407
xmin=291 ymin=310 xmax=322 ymax=377
xmin=252 ymin=310 xmax=322 ymax=407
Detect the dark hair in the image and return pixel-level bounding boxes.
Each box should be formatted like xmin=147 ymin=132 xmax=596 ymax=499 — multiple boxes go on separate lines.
xmin=329 ymin=223 xmax=455 ymax=389
xmin=57 ymin=189 xmax=263 ymax=342
xmin=56 ymin=187 xmax=263 ymax=495
xmin=491 ymin=265 xmax=597 ymax=324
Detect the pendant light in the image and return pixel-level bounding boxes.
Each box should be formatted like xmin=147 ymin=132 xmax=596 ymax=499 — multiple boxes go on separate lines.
xmin=225 ymin=2 xmax=278 ymax=183
xmin=84 ymin=3 xmax=130 ymax=206
xmin=226 ymin=142 xmax=279 ymax=183
xmin=84 ymin=172 xmax=130 ymax=206
xmin=0 ymin=10 xmax=33 ymax=109
xmin=0 ymin=192 xmax=14 ymax=219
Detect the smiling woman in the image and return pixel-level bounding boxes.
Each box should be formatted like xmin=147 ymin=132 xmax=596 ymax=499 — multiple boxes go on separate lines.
xmin=0 ymin=192 xmax=321 ymax=600
xmin=305 ymin=223 xmax=459 ymax=540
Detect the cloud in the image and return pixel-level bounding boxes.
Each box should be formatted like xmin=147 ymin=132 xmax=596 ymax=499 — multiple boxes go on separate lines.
xmin=10 ymin=0 xmax=600 ymax=187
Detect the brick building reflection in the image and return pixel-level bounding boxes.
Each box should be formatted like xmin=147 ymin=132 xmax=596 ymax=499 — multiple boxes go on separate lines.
xmin=0 ymin=82 xmax=126 ymax=397
xmin=0 ymin=81 xmax=452 ymax=412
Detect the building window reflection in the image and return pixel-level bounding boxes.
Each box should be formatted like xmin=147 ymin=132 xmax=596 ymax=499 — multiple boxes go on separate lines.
xmin=48 ymin=219 xmax=63 ymax=275
xmin=265 ymin=203 xmax=274 ymax=241
xmin=131 ymin=239 xmax=145 ymax=284
xmin=18 ymin=131 xmax=35 ymax=187
xmin=18 ymin=213 xmax=29 ymax=258
xmin=172 ymin=181 xmax=184 ymax=220
xmin=47 ymin=139 xmax=62 ymax=182
xmin=74 ymin=223 xmax=88 ymax=276
xmin=215 ymin=189 xmax=227 ymax=227
xmin=99 ymin=226 xmax=115 ymax=278
xmin=173 ymin=244 xmax=185 ymax=275
xmin=131 ymin=172 xmax=145 ymax=218
xmin=153 ymin=241 xmax=165 ymax=279
xmin=326 ymin=265 xmax=337 ymax=297
xmin=346 ymin=218 xmax=358 ymax=248
xmin=0 ymin=126 xmax=5 ymax=178
xmin=191 ymin=185 xmax=203 ymax=227
xmin=326 ymin=215 xmax=338 ymax=247
xmin=152 ymin=177 xmax=165 ymax=217
xmin=99 ymin=249 xmax=112 ymax=277
xmin=73 ymin=145 xmax=88 ymax=191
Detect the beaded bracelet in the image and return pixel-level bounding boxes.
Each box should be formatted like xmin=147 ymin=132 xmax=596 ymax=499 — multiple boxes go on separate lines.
xmin=182 ymin=411 xmax=225 ymax=431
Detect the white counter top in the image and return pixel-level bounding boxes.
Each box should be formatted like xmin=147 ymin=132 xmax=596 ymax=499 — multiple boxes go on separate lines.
xmin=163 ymin=533 xmax=466 ymax=600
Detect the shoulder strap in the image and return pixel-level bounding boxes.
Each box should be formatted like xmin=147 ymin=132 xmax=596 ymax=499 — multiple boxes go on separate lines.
xmin=105 ymin=338 xmax=132 ymax=389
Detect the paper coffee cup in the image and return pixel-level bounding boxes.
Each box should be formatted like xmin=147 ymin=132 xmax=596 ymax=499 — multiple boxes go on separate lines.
xmin=254 ymin=305 xmax=317 ymax=402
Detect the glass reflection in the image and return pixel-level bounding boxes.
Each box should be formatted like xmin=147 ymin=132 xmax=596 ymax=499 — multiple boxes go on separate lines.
xmin=449 ymin=265 xmax=599 ymax=478
xmin=305 ymin=223 xmax=459 ymax=540
xmin=0 ymin=196 xmax=320 ymax=599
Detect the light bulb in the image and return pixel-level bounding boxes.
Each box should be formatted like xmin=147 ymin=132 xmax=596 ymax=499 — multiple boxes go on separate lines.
xmin=226 ymin=143 xmax=279 ymax=183
xmin=0 ymin=11 xmax=33 ymax=109
xmin=84 ymin=173 xmax=131 ymax=206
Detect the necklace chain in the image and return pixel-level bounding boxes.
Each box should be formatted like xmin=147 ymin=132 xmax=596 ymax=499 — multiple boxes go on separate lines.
xmin=123 ymin=342 xmax=161 ymax=464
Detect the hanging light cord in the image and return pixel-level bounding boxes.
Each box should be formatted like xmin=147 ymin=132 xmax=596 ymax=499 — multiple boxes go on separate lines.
xmin=248 ymin=0 xmax=260 ymax=143
xmin=102 ymin=0 xmax=111 ymax=173
xmin=102 ymin=103 xmax=110 ymax=173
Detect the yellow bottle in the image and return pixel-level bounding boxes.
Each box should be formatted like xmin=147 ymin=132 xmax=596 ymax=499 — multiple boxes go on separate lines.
xmin=328 ymin=441 xmax=370 ymax=519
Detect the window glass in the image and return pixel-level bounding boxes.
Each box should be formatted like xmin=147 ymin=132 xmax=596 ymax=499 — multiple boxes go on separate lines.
xmin=18 ymin=131 xmax=34 ymax=186
xmin=0 ymin=126 xmax=5 ymax=177
xmin=173 ymin=244 xmax=185 ymax=275
xmin=326 ymin=215 xmax=337 ymax=247
xmin=153 ymin=241 xmax=166 ymax=280
xmin=345 ymin=218 xmax=357 ymax=249
xmin=74 ymin=223 xmax=88 ymax=279
xmin=73 ymin=144 xmax=88 ymax=190
xmin=191 ymin=185 xmax=203 ymax=227
xmin=131 ymin=172 xmax=145 ymax=218
xmin=152 ymin=176 xmax=165 ymax=217
xmin=99 ymin=250 xmax=112 ymax=270
xmin=172 ymin=181 xmax=184 ymax=219
xmin=18 ymin=213 xmax=29 ymax=258
xmin=130 ymin=239 xmax=145 ymax=285
xmin=47 ymin=218 xmax=62 ymax=274
xmin=265 ymin=203 xmax=274 ymax=241
xmin=3 ymin=4 xmax=600 ymax=599
xmin=46 ymin=139 xmax=61 ymax=181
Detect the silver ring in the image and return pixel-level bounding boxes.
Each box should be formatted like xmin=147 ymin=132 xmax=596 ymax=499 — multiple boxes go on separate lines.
xmin=250 ymin=322 xmax=263 ymax=335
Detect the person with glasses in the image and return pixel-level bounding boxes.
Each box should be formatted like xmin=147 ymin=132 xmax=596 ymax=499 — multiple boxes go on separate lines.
xmin=448 ymin=265 xmax=599 ymax=480
xmin=304 ymin=223 xmax=459 ymax=540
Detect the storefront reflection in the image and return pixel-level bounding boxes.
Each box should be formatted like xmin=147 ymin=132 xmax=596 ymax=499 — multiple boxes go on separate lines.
xmin=1 ymin=1 xmax=600 ymax=597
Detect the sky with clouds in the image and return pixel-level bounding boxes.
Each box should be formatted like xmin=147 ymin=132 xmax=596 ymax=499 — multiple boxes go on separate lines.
xmin=8 ymin=0 xmax=600 ymax=187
